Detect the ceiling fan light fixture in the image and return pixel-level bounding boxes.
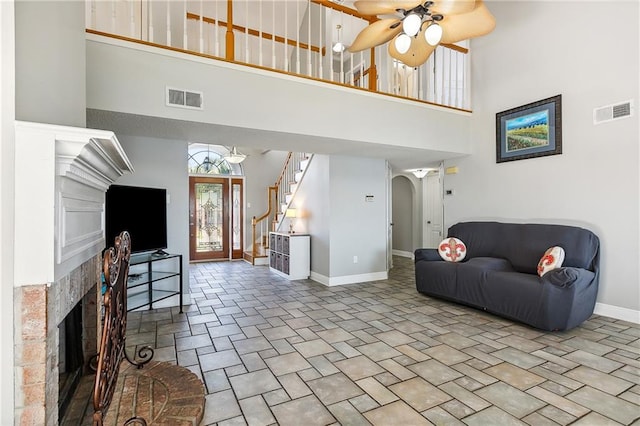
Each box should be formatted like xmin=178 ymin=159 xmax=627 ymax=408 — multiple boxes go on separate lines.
xmin=332 ymin=42 xmax=346 ymax=53
xmin=424 ymin=22 xmax=443 ymax=46
xmin=395 ymin=33 xmax=412 ymax=54
xmin=402 ymin=13 xmax=422 ymax=37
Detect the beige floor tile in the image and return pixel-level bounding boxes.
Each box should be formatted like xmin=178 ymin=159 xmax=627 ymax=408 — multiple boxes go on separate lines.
xmin=389 ymin=377 xmax=452 ymax=411
xmin=335 ymin=355 xmax=385 ymax=381
xmin=264 ymin=352 xmax=312 ymax=376
xmin=484 ymin=362 xmax=546 ymax=390
xmin=271 ymin=395 xmax=335 ymax=426
xmin=356 ymin=377 xmax=399 ymax=405
xmin=363 ymin=400 xmax=432 ymax=426
xmin=307 ymin=372 xmax=364 ymax=405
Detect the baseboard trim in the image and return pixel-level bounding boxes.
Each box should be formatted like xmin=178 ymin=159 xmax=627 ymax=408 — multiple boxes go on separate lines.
xmin=594 ymin=303 xmax=640 ymax=324
xmin=392 ymin=250 xmax=414 ymax=259
xmin=310 ymin=271 xmax=388 ymax=286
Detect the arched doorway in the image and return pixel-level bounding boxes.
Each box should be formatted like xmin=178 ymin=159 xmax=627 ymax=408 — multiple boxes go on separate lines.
xmin=391 ymin=175 xmax=414 ymax=258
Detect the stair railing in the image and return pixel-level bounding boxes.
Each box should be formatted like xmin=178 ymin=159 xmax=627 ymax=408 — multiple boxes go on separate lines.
xmin=251 ymin=185 xmax=277 ymax=260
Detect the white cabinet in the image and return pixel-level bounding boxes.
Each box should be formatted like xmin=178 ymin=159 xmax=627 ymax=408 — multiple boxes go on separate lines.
xmin=269 ymin=232 xmax=310 ymax=280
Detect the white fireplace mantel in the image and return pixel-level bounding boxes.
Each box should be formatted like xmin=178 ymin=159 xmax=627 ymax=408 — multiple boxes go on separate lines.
xmin=14 ymin=121 xmax=134 ymax=286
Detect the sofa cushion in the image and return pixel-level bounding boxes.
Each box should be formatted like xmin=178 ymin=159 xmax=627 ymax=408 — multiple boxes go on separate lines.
xmin=448 ymin=222 xmax=599 ymax=274
xmin=438 ymin=237 xmax=467 ymax=262
xmin=537 ymin=246 xmax=565 ymax=276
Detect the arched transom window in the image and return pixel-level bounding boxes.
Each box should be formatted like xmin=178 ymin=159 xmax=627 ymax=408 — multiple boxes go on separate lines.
xmin=188 ymin=144 xmax=243 ymax=175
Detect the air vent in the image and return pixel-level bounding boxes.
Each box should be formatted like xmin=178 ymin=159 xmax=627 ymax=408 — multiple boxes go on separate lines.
xmin=593 ymin=99 xmax=633 ymax=125
xmin=166 ymin=87 xmax=203 ymax=110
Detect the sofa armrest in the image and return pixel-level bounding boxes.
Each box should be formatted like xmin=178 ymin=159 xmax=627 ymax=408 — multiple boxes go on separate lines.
xmin=541 ymin=267 xmax=595 ymax=289
xmin=415 ymin=248 xmax=442 ymax=263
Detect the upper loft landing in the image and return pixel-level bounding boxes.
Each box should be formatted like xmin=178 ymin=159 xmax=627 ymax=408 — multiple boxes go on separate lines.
xmin=85 ymin=0 xmax=474 ymax=168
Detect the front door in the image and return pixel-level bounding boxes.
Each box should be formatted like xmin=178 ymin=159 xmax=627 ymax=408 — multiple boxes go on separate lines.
xmin=189 ymin=177 xmax=230 ymax=261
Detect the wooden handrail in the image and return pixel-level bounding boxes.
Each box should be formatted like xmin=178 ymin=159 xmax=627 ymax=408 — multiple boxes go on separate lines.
xmin=187 ymin=13 xmax=326 ymax=55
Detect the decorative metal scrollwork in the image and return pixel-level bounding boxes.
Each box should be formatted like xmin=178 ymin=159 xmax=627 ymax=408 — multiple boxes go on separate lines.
xmin=92 ymin=231 xmax=154 ymax=425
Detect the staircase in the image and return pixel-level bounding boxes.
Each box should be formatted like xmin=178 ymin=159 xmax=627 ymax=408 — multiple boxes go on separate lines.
xmin=243 ymin=152 xmax=312 ymax=265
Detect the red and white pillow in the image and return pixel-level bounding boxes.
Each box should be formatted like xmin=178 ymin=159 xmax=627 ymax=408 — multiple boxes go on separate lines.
xmin=438 ymin=237 xmax=467 ymax=262
xmin=537 ymin=246 xmax=565 ymax=276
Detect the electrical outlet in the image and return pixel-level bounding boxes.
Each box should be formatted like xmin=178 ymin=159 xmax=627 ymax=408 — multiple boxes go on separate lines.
xmin=353 ymin=256 xmax=358 ymax=264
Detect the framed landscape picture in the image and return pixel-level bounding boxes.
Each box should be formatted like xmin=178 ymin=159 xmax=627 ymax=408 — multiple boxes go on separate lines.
xmin=496 ymin=95 xmax=562 ymax=163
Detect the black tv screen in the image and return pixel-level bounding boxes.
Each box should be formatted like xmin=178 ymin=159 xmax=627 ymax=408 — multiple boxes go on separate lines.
xmin=105 ymin=185 xmax=168 ymax=254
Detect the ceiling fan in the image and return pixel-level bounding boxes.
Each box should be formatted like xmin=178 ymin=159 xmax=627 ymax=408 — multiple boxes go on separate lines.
xmin=347 ymin=0 xmax=496 ymax=67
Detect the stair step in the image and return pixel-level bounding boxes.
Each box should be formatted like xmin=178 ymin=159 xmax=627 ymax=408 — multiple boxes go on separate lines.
xmin=300 ymin=158 xmax=309 ymax=171
xmin=281 ymin=203 xmax=287 ymax=213
xmin=290 ymin=183 xmax=298 ymax=193
xmin=285 ymin=193 xmax=293 ymax=204
xmin=294 ymin=171 xmax=303 ymax=182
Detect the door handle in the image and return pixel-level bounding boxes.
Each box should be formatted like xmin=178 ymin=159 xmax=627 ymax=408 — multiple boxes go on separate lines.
xmin=427 ymin=221 xmax=432 ymax=224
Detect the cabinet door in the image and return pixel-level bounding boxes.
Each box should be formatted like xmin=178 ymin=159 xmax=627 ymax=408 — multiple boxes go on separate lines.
xmin=276 ymin=253 xmax=283 ymax=272
xmin=270 ymin=250 xmax=277 ymax=268
xmin=282 ymin=255 xmax=290 ymax=274
xmin=270 ymin=233 xmax=276 ymax=251
xmin=276 ymin=235 xmax=283 ymax=253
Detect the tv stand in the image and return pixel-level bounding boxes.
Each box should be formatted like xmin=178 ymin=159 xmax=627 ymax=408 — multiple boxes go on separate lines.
xmin=128 ymin=252 xmax=183 ymax=312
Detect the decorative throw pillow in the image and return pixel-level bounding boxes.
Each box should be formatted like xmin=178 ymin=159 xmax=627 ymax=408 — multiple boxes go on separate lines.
xmin=438 ymin=237 xmax=467 ymax=262
xmin=537 ymin=246 xmax=565 ymax=276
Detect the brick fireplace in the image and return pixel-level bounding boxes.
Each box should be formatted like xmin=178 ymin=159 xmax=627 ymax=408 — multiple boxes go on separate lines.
xmin=13 ymin=121 xmax=133 ymax=425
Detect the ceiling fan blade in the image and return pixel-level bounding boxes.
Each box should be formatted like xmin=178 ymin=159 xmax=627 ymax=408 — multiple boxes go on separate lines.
xmin=353 ymin=1 xmax=421 ymax=16
xmin=431 ymin=0 xmax=476 ymax=16
xmin=348 ymin=18 xmax=403 ymax=52
xmin=439 ymin=0 xmax=496 ymax=44
xmin=388 ymin=32 xmax=436 ymax=67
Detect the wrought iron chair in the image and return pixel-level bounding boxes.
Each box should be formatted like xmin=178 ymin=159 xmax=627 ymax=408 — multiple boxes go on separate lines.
xmin=92 ymin=231 xmax=153 ymax=426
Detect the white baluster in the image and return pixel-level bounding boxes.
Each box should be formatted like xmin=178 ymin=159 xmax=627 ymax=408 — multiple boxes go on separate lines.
xmin=272 ymin=0 xmax=276 ymax=68
xmin=148 ymin=0 xmax=154 ymax=43
xmin=183 ymin=0 xmax=188 ymax=49
xmin=259 ymin=0 xmax=263 ymax=66
xmin=199 ymin=0 xmax=204 ymax=53
xmin=245 ymin=0 xmax=249 ymax=62
xmin=284 ymin=1 xmax=288 ymax=71
xmin=349 ymin=52 xmax=354 ymax=86
xmin=166 ymin=1 xmax=171 ymax=47
xmin=111 ymin=1 xmax=116 ymax=33
xmin=328 ymin=9 xmax=333 ymax=82
xmin=318 ymin=3 xmax=322 ymax=79
xmin=214 ymin=0 xmax=219 ymax=57
xmin=130 ymin=0 xmax=135 ymax=37
xmin=339 ymin=43 xmax=344 ymax=84
xmin=296 ymin=0 xmax=300 ymax=74
xmin=307 ymin=0 xmax=311 ymax=76
xmin=360 ymin=51 xmax=364 ymax=88
xmin=89 ymin=0 xmax=96 ymax=30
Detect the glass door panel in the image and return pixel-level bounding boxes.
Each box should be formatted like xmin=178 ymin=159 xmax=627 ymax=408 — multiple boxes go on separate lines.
xmin=190 ymin=177 xmax=229 ymax=260
xmin=231 ymin=179 xmax=244 ymax=259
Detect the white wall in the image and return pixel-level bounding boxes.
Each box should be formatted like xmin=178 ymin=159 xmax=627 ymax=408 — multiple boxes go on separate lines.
xmin=86 ymin=37 xmax=471 ymax=156
xmin=329 ymin=156 xmax=388 ymax=280
xmin=444 ymin=1 xmax=639 ymax=314
xmin=111 ymin=135 xmax=190 ymax=303
xmin=293 ymin=155 xmax=387 ymax=283
xmin=15 ymin=1 xmax=86 ymax=127
xmin=0 ymin=1 xmax=15 ymax=423
xmin=293 ymin=155 xmax=331 ymax=277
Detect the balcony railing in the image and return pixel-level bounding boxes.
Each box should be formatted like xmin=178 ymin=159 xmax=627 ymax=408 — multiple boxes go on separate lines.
xmin=86 ymin=0 xmax=471 ymax=110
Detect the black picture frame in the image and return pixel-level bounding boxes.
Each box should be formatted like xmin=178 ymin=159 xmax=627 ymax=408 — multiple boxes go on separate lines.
xmin=496 ymin=95 xmax=562 ymax=163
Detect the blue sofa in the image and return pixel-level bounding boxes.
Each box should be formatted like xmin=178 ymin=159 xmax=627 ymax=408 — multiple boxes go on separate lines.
xmin=414 ymin=222 xmax=600 ymax=331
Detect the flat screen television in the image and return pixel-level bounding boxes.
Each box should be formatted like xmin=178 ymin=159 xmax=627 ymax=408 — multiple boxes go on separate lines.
xmin=105 ymin=184 xmax=168 ymax=254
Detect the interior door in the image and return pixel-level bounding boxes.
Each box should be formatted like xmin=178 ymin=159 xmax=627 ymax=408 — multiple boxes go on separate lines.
xmin=189 ymin=177 xmax=229 ymax=261
xmin=423 ymin=171 xmax=444 ymax=248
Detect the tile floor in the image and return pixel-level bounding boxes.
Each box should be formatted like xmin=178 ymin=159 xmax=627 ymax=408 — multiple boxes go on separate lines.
xmin=122 ymin=256 xmax=640 ymax=426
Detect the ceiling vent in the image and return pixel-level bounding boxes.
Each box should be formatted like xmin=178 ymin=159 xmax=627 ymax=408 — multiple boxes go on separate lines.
xmin=166 ymin=87 xmax=203 ymax=110
xmin=593 ymin=99 xmax=633 ymax=125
